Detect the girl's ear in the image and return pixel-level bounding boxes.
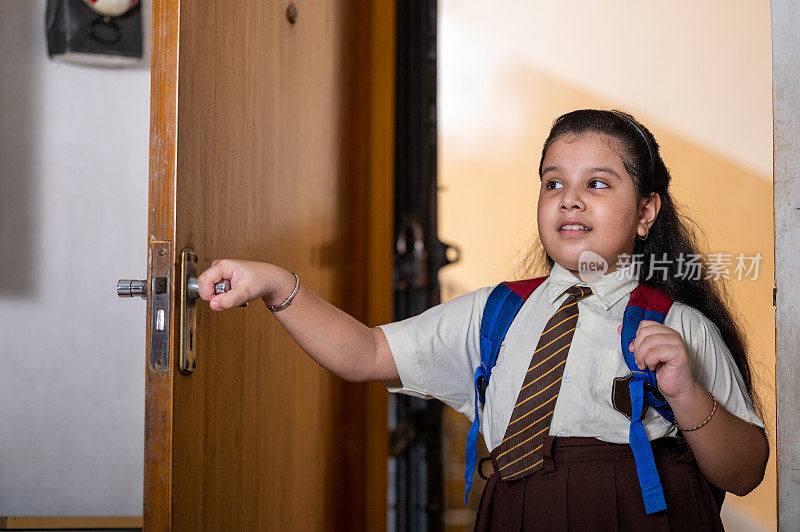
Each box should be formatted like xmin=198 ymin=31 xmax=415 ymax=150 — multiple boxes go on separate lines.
xmin=638 ymin=192 xmax=661 ymax=233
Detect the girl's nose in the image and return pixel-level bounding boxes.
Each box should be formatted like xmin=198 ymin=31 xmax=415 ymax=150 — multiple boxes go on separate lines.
xmin=559 ymin=190 xmax=585 ymax=210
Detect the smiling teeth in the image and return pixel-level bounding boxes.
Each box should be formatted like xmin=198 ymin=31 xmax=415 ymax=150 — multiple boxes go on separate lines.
xmin=561 ymin=224 xmax=590 ymax=231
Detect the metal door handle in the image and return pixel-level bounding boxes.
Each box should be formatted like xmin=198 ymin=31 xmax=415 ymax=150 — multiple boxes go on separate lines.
xmin=186 ymin=277 xmax=233 ymax=300
xmin=118 ymin=277 xmax=231 ymax=301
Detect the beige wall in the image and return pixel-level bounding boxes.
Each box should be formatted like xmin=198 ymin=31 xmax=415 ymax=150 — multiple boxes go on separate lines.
xmin=438 ymin=2 xmax=774 ymax=530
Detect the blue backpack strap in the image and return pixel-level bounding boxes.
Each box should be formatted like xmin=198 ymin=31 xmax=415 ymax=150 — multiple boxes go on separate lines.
xmin=624 ymin=286 xmax=727 ymax=511
xmin=621 ymin=284 xmax=674 ymax=514
xmin=464 ymin=277 xmax=546 ymax=504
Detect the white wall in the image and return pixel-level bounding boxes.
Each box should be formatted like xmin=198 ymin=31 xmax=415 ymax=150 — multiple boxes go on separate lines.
xmin=0 ymin=1 xmax=150 ymax=516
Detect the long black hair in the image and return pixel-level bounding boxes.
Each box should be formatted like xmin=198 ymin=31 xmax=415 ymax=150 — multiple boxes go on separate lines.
xmin=525 ymin=108 xmax=760 ymax=409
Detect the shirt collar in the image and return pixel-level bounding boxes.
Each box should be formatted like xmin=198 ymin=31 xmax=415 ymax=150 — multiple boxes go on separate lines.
xmin=546 ymin=261 xmax=640 ymax=310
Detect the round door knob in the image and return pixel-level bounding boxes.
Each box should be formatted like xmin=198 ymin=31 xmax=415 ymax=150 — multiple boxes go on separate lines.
xmin=187 ymin=277 xmax=200 ymax=300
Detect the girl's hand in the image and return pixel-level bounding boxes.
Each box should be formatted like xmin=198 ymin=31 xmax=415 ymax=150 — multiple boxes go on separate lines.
xmin=197 ymin=259 xmax=278 ymax=310
xmin=617 ymin=320 xmax=697 ymax=401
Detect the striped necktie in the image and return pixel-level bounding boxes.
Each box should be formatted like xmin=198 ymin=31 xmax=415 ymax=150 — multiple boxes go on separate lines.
xmin=494 ymin=284 xmax=593 ymax=481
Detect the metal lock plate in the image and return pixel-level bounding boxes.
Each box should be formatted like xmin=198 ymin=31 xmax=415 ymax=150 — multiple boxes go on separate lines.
xmin=149 ymin=241 xmax=171 ymax=372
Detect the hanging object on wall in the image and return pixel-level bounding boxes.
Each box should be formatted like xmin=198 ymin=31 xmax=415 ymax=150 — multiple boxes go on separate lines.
xmin=46 ymin=0 xmax=143 ymax=67
xmin=82 ymin=0 xmax=140 ymax=17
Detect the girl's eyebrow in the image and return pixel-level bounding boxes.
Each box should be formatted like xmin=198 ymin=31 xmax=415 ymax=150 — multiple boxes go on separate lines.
xmin=541 ymin=165 xmax=622 ymax=181
xmin=590 ymin=167 xmax=622 ymax=181
xmin=541 ymin=166 xmax=558 ymax=176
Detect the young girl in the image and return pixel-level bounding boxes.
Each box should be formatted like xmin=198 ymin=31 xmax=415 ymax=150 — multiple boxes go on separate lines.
xmin=197 ymin=109 xmax=768 ymax=530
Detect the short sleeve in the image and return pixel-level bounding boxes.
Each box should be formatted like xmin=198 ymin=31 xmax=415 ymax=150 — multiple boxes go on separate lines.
xmin=666 ymin=303 xmax=764 ymax=429
xmin=376 ymin=286 xmax=493 ymax=419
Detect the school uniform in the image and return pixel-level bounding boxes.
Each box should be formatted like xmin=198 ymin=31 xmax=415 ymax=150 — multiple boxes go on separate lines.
xmin=378 ymin=262 xmax=764 ymax=530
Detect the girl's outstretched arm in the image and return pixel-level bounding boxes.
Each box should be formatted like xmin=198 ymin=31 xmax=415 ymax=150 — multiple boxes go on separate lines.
xmin=196 ymin=259 xmax=400 ymax=383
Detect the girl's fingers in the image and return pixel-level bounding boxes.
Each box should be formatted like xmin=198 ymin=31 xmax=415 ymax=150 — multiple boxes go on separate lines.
xmin=634 ymin=343 xmax=647 ymax=369
xmin=209 ymin=290 xmax=247 ymax=311
xmin=624 ymin=322 xmax=683 ymax=371
xmin=643 ymin=345 xmax=675 ymax=371
xmin=629 ymin=321 xmax=666 ymax=354
xmin=638 ymin=342 xmax=660 ymax=371
xmin=197 ymin=259 xmax=238 ymax=300
xmin=641 ymin=346 xmax=657 ymax=371
xmin=638 ymin=337 xmax=685 ymax=371
xmin=635 ymin=332 xmax=680 ymax=353
xmin=632 ymin=333 xmax=665 ymax=368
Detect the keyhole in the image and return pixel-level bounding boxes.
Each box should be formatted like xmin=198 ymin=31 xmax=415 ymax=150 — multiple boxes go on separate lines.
xmin=189 ymin=330 xmax=194 ymax=351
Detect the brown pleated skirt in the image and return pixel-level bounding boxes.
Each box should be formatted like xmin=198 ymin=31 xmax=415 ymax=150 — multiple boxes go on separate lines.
xmin=474 ymin=435 xmax=724 ymax=531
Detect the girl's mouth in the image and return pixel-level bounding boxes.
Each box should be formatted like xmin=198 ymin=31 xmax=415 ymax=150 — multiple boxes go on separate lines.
xmin=558 ymin=224 xmax=591 ymax=238
xmin=559 ymin=223 xmax=592 ymax=237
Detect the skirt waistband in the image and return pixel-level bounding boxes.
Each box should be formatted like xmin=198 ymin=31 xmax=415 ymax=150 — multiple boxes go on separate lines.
xmin=488 ymin=435 xmax=692 ymax=475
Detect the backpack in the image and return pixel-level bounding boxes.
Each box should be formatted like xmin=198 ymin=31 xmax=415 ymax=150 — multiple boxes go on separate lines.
xmin=464 ymin=277 xmax=714 ymax=514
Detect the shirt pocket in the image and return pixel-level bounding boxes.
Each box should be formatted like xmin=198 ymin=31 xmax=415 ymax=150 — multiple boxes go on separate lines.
xmin=593 ymin=348 xmax=673 ymax=436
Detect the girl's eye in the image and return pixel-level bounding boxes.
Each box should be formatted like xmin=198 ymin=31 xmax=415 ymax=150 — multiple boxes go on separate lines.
xmin=589 ymin=179 xmax=609 ymax=189
xmin=545 ymin=180 xmax=563 ymax=190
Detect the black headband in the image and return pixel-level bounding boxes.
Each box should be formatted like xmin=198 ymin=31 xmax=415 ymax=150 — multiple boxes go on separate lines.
xmin=611 ymin=111 xmax=655 ymax=185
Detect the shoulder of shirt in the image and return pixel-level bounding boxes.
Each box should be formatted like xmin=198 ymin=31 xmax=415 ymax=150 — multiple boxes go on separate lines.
xmin=665 ymin=300 xmax=723 ymax=340
xmin=438 ymin=284 xmax=496 ymax=312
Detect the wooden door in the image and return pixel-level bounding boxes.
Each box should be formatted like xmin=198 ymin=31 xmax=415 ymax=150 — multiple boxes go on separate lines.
xmin=144 ymin=1 xmax=394 ymax=529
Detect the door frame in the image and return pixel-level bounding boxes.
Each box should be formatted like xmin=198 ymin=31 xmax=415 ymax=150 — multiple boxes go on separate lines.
xmin=772 ymin=0 xmax=800 ymax=529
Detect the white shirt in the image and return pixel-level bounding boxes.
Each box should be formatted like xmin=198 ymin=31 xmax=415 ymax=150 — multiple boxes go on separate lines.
xmin=378 ymin=262 xmax=764 ymax=452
